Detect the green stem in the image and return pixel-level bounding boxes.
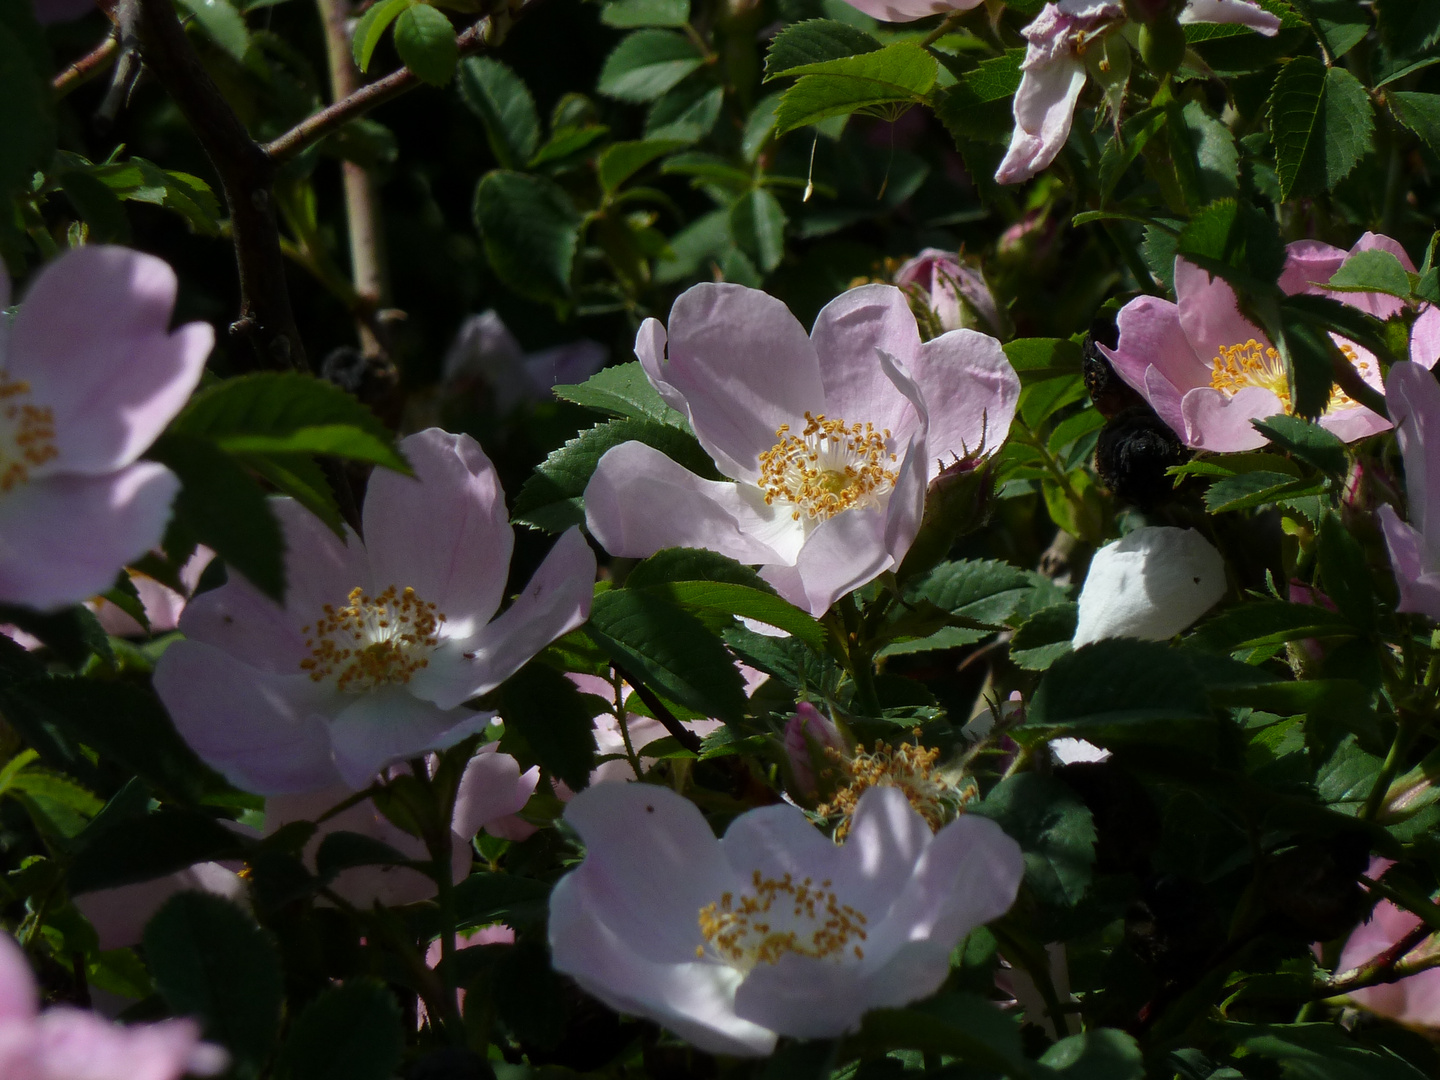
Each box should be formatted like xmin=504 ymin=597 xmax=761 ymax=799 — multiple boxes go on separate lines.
xmin=841 ymin=596 xmax=882 ymax=716
xmin=1362 ymin=714 xmax=1417 ymax=821
xmin=919 ymin=9 xmax=964 ymax=47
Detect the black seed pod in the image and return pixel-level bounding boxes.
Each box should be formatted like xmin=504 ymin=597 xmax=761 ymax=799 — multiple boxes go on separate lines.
xmin=1095 ymin=405 xmax=1186 ymax=509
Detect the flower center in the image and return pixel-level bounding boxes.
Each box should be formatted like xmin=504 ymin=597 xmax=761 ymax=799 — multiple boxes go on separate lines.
xmin=1209 ymin=339 xmax=1374 ymax=414
xmin=757 ymin=412 xmax=898 ymax=523
xmin=299 ymin=585 xmax=445 ymax=693
xmin=0 ymin=375 xmax=58 ymax=493
xmin=818 ymin=731 xmax=969 ymax=840
xmin=697 ymin=871 xmax=869 ymax=972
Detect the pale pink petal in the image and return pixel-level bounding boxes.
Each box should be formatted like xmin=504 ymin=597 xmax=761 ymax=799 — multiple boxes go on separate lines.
xmin=994 ymin=55 xmax=1087 ymax=184
xmin=883 ymin=426 xmax=929 ymax=568
xmin=1101 ymin=293 xmax=1211 ymax=397
xmin=1180 ymin=385 xmax=1279 ymax=452
xmin=1379 ymin=506 xmax=1440 ymax=621
xmin=0 ymin=935 xmax=37 ymax=1022
xmin=655 ymin=283 xmax=825 ymax=483
xmin=522 ymin=340 xmax=608 ymax=396
xmin=1352 ymin=231 xmax=1419 ymax=272
xmin=32 ymin=1009 xmax=227 ymax=1080
xmin=0 ymin=463 xmax=178 ymax=612
xmin=178 ymin=500 xmax=366 ymax=673
xmin=153 ymin=641 xmax=343 ymax=794
xmin=635 ymin=318 xmax=689 ymax=417
xmin=1174 ymin=259 xmax=1267 ymax=365
xmin=1144 ymin=366 xmax=1189 ymax=437
xmin=9 ymin=247 xmax=212 ymax=475
xmin=549 ymin=876 xmax=776 ymax=1056
xmin=1386 ymin=362 xmax=1440 ymax=544
xmin=1277 ymin=240 xmax=1348 ymax=296
xmin=809 ymin=285 xmax=925 ymax=440
xmin=74 ymin=864 xmax=245 ymax=950
xmin=836 ymin=0 xmax=980 ymax=21
xmin=453 ymin=743 xmax=540 ymax=838
xmin=363 ymin=429 xmax=512 ymax=634
xmin=1317 ymin=405 xmax=1391 ymax=444
xmin=761 ymin=505 xmax=894 ymax=617
xmin=1179 ymin=0 xmax=1279 ymax=33
xmin=1411 ymin=307 xmax=1440 ymax=369
xmin=413 ymin=526 xmax=595 ymax=710
xmin=911 ymin=329 xmax=1020 ymax=474
xmin=585 ymin=441 xmax=795 ymax=565
xmin=328 ymin=688 xmax=492 ymax=790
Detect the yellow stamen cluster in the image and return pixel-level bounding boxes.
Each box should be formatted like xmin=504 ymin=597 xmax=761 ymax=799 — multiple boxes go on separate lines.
xmin=1209 ymin=339 xmax=1373 ymax=415
xmin=0 ymin=375 xmax=58 ymax=493
xmin=299 ymin=585 xmax=445 ymax=693
xmin=818 ymin=730 xmax=962 ymax=839
xmin=697 ymin=870 xmax=869 ymax=970
xmin=757 ymin=412 xmax=898 ymax=523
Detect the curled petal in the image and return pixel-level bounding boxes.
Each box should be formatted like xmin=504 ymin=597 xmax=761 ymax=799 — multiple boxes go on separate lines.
xmin=453 ymin=743 xmax=540 ymax=839
xmin=1180 ymin=385 xmax=1279 ymax=452
xmin=1179 ymin=0 xmax=1280 ymax=34
xmin=994 ymin=55 xmax=1087 ymax=184
xmin=911 ymin=329 xmax=1020 ymax=476
xmin=835 ymin=0 xmax=982 ymax=21
xmin=328 ymin=688 xmax=491 ymax=789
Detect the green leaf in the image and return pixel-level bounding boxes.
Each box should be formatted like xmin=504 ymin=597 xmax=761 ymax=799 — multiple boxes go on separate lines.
xmin=729 ymin=188 xmax=787 ymax=273
xmin=601 ymin=0 xmax=688 ymax=26
xmin=58 ymin=170 xmax=132 ymax=244
xmin=175 ymin=0 xmax=250 ymax=60
xmin=646 ymin=78 xmax=724 ymax=142
xmin=1001 ymin=337 xmax=1083 ymax=381
xmin=935 ymin=49 xmax=1025 ymax=146
xmin=598 ymin=138 xmax=689 ymax=192
xmin=598 ymin=30 xmax=704 ymax=102
xmin=0 ymin=603 xmax=112 ymax=669
xmin=1267 ymin=57 xmax=1374 ymax=200
xmin=773 ymin=43 xmax=938 ymax=134
xmin=511 ymin=418 xmax=716 ymax=532
xmin=1187 ymin=599 xmax=1356 ymax=653
xmin=1326 ymin=248 xmax=1413 ymax=299
xmin=1030 ymin=639 xmax=1211 ymax=729
xmin=452 ymin=871 xmax=551 ymax=930
xmin=973 ymin=773 xmax=1096 ymax=907
xmin=1294 ymin=0 xmax=1371 ymax=60
xmin=906 ymin=559 xmax=1067 ymax=629
xmin=1318 ymin=510 xmax=1377 ymax=632
xmin=274 ymin=980 xmax=404 ymax=1080
xmin=70 ymin=809 xmax=246 ymax=894
xmin=1251 ymin=414 xmax=1348 ymax=475
xmin=1204 ymin=470 xmax=1326 ymax=514
xmin=553 ymin=361 xmax=683 ymax=424
xmin=763 ymin=18 xmax=881 ymax=78
xmin=497 ymin=662 xmax=598 ymax=792
xmin=393 ymin=4 xmax=458 ymax=86
xmin=144 ymin=893 xmax=283 ymax=1074
xmin=1040 ymin=1029 xmax=1145 ymax=1080
xmin=1171 ymin=99 xmax=1240 ymax=206
xmin=627 ymin=548 xmax=771 ymax=589
xmin=172 ymin=372 xmax=408 ymax=472
xmin=1375 ymin=0 xmax=1440 ymax=56
xmin=1009 ymin=602 xmax=1078 ymax=671
xmin=314 ymin=831 xmax=412 ymax=880
xmin=352 ymin=0 xmax=411 ymax=71
xmin=458 ymin=57 xmax=540 ymax=169
xmin=636 ymin=581 xmax=828 ymax=652
xmin=149 ymin=434 xmax=286 ymax=601
xmin=1389 ymin=91 xmax=1440 ymax=156
xmin=1224 ymin=1022 xmax=1431 ymax=1080
xmin=473 ymin=170 xmax=583 ymax=304
xmin=0 ymin=15 xmax=56 ymax=200
xmin=240 ymin=452 xmax=344 ymax=535
xmin=1175 ymin=197 xmax=1285 ymax=290
xmin=586 ymin=589 xmax=748 ymax=723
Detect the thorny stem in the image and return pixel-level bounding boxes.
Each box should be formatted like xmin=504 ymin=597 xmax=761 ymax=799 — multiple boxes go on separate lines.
xmin=1317 ymin=921 xmax=1440 ymax=998
xmin=53 ymin=33 xmax=119 ymax=97
xmin=613 ymin=663 xmax=703 ymax=755
xmin=610 ymin=669 xmax=645 ymax=780
xmin=136 ymin=0 xmax=307 ymax=373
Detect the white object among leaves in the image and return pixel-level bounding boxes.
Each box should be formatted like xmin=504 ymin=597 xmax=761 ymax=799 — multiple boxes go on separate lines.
xmin=1072 ymin=526 xmax=1226 ymax=647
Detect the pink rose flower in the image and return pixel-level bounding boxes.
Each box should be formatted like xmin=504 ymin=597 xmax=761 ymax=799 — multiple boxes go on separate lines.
xmin=893 ymin=249 xmax=1004 ymax=337
xmin=0 ymin=932 xmax=228 ymax=1080
xmin=583 ymin=283 xmax=1019 ymax=616
xmin=154 ymin=428 xmax=596 ymax=793
xmin=832 ymin=0 xmax=981 ymax=25
xmin=994 ymin=0 xmax=1279 ymax=185
xmin=0 ymin=246 xmax=212 ymax=611
xmin=90 ymin=548 xmax=215 ymax=638
xmin=1376 ymin=362 xmax=1440 ymax=622
xmin=443 ymin=310 xmax=607 ymax=413
xmin=1097 ymin=254 xmax=1390 ymax=452
xmin=548 ymin=782 xmax=1024 ymax=1055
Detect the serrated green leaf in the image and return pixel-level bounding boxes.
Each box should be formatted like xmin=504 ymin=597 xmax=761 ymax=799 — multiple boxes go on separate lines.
xmin=512 ymin=418 xmax=717 ymax=532
xmin=764 ymin=18 xmax=881 ymax=78
xmin=1267 ymin=57 xmax=1373 ymax=200
xmin=274 ymin=980 xmax=404 ymax=1080
xmin=973 ymin=773 xmax=1096 ymax=907
xmin=935 ymin=51 xmax=1025 ymax=145
xmin=352 ymin=0 xmax=411 ymax=71
xmin=1175 ymin=197 xmax=1285 ymax=290
xmin=1390 ymin=90 xmax=1440 ymax=156
xmin=1041 ymin=1029 xmax=1145 ymax=1080
xmin=498 ymin=662 xmax=598 ymax=792
xmin=773 ymin=43 xmax=937 ymax=134
xmin=729 ymin=188 xmax=787 ymax=273
xmin=1010 ymin=602 xmax=1078 ymax=671
xmin=145 ymin=893 xmax=283 ymax=1072
xmin=906 ymin=558 xmax=1067 ymax=628
xmin=601 ymin=0 xmax=688 ymax=26
xmin=1030 ymin=639 xmax=1211 ymax=728
xmin=393 ymin=4 xmax=458 ymax=86
xmin=1326 ymin=248 xmax=1413 ymax=299
xmin=458 ymin=57 xmax=540 ymax=169
xmin=1187 ymin=600 xmax=1356 ymax=654
xmin=58 ymin=170 xmax=131 ymax=244
xmin=1294 ymin=0 xmax=1371 ymax=60
xmin=1251 ymin=414 xmax=1348 ymax=475
xmin=636 ymin=581 xmax=827 ymax=651
xmin=473 ymin=170 xmax=583 ymax=304
xmin=553 ymin=361 xmax=683 ymax=423
xmin=1204 ymin=470 xmax=1327 ymax=513
xmin=598 ymin=138 xmax=689 ymax=192
xmin=586 ymin=589 xmax=748 ymax=723
xmin=598 ymin=30 xmax=704 ymax=102
xmin=175 ymin=0 xmax=250 ymax=60
xmin=646 ymin=78 xmax=724 ymax=142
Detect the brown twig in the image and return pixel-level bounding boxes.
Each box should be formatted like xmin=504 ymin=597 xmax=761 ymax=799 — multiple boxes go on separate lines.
xmin=265 ymin=17 xmax=497 ymax=165
xmin=612 ymin=663 xmax=704 ymax=755
xmin=1318 ymin=923 xmax=1440 ymax=998
xmin=53 ymin=33 xmax=119 ymax=97
xmin=136 ymin=0 xmax=307 ymax=373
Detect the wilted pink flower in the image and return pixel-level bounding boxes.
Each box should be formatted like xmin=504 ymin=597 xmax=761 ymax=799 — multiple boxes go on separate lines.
xmin=443 ymin=310 xmax=607 ymax=413
xmin=155 ymin=428 xmax=596 ymax=793
xmin=1376 ymin=362 xmax=1440 ymax=622
xmin=0 ymin=932 xmax=228 ymax=1079
xmin=1097 ymin=256 xmax=1390 ymax=452
xmin=584 ymin=283 xmax=1019 ymax=616
xmin=783 ymin=702 xmax=847 ymax=796
xmin=893 ymin=249 xmax=1003 ymax=337
xmin=994 ymin=0 xmax=1279 ymax=184
xmin=833 ymin=0 xmax=980 ymax=25
xmin=90 ymin=548 xmax=214 ymax=637
xmin=548 ymin=782 xmax=1024 ymax=1055
xmin=0 ymin=246 xmax=212 ymax=612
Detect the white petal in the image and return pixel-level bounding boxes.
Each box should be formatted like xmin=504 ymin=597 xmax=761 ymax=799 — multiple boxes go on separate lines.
xmin=1072 ymin=526 xmax=1226 ymax=646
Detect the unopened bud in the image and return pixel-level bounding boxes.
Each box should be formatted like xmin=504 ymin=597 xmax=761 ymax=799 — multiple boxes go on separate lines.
xmin=784 ymin=702 xmax=847 ymax=797
xmin=897 ymin=453 xmax=994 ymax=581
xmin=1138 ymin=13 xmax=1186 ymax=75
xmin=893 ymin=249 xmax=1006 ymax=339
